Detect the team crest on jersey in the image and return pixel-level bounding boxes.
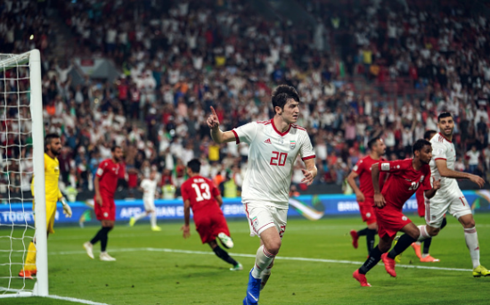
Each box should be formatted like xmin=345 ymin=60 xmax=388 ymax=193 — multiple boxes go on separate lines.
xmin=420 ymin=175 xmax=425 ymax=183
xmin=290 ymin=140 xmax=296 ymax=150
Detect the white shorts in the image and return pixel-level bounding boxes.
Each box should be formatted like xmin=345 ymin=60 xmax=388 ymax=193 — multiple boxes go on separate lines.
xmin=143 ymin=198 xmax=156 ymax=211
xmin=426 ymin=188 xmax=471 ymax=228
xmin=244 ymin=201 xmax=288 ymax=238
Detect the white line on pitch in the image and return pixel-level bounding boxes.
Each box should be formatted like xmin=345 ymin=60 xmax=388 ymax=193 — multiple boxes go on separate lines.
xmin=47 ymin=295 xmax=109 ymax=305
xmin=53 ymin=247 xmax=473 ymax=272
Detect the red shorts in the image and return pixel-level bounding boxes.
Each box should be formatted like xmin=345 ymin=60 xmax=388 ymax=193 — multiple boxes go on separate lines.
xmin=374 ymin=206 xmax=412 ymax=240
xmin=358 ymin=199 xmax=377 ymax=225
xmin=193 ymin=208 xmax=230 ymax=244
xmin=94 ymin=196 xmax=116 ymax=221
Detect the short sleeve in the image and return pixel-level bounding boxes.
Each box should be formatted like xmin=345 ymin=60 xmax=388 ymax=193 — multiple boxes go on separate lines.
xmin=352 ymin=159 xmax=364 ymax=174
xmin=421 ymin=169 xmax=432 ymax=190
xmin=140 ymin=180 xmax=146 ymax=189
xmin=181 ymin=182 xmax=189 ymax=201
xmin=233 ymin=122 xmax=257 ymax=144
xmin=300 ymin=132 xmax=315 ymax=161
xmin=378 ymin=160 xmax=406 ymax=173
xmin=211 ymin=181 xmax=220 ymax=197
xmin=96 ymin=161 xmax=106 ymax=178
xmin=432 ymin=142 xmax=447 ymax=161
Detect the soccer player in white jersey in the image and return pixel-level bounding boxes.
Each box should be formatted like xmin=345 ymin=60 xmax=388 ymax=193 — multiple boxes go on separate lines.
xmin=129 ymin=170 xmax=161 ymax=231
xmin=425 ymin=112 xmax=489 ymax=276
xmin=207 ymin=85 xmax=317 ymax=305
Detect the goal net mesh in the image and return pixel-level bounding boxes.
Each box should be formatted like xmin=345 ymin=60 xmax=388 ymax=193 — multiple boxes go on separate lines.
xmin=0 ymin=53 xmax=37 ymax=296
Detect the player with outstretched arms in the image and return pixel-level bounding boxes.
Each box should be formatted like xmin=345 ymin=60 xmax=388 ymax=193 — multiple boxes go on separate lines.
xmin=83 ymin=146 xmax=124 ymax=261
xmin=353 ymin=140 xmax=441 ymax=286
xmin=207 ymin=85 xmax=317 ymax=305
xmin=347 ymin=137 xmax=386 ymax=255
xmin=19 ymin=134 xmax=73 ymax=279
xmin=425 ymin=112 xmax=489 ymax=276
xmin=129 ymin=170 xmax=161 ymax=231
xmin=180 ymin=159 xmax=242 ymax=271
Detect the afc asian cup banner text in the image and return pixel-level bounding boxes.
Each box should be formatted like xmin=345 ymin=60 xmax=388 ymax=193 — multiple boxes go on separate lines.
xmin=1 ymin=191 xmax=490 ymax=225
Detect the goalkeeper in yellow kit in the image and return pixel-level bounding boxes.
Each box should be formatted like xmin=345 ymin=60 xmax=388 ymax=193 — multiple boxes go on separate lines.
xmin=19 ymin=133 xmax=72 ymax=279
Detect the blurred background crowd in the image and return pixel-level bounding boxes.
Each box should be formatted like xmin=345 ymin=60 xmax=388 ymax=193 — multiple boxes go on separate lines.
xmin=1 ymin=0 xmax=490 ymax=201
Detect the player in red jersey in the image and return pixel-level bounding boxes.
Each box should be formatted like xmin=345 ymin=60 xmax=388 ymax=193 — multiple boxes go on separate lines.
xmin=181 ymin=159 xmax=243 ymax=271
xmin=83 ymin=146 xmax=124 ymax=261
xmin=347 ymin=137 xmax=386 ymax=255
xmin=410 ymin=130 xmax=447 ymax=262
xmin=353 ymin=139 xmax=441 ymax=287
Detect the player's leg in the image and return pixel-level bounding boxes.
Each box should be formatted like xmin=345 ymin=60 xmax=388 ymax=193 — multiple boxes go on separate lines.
xmin=130 ymin=203 xmax=150 ymax=227
xmin=448 ymin=193 xmax=489 ymax=276
xmin=20 ymin=203 xmax=55 ymax=278
xmin=351 ymin=204 xmax=377 ymax=253
xmin=208 ymin=240 xmax=242 ymax=271
xmin=353 ymin=234 xmax=392 ymax=287
xmin=420 ymin=217 xmax=446 ymax=262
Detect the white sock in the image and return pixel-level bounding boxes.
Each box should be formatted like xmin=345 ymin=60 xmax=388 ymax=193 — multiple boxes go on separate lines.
xmin=134 ymin=213 xmax=147 ymax=222
xmin=261 ymin=259 xmax=274 ymax=278
xmin=251 ymin=245 xmax=275 ymax=279
xmin=464 ymin=227 xmax=480 ymax=269
xmin=150 ymin=212 xmax=157 ymax=227
xmin=417 ymin=225 xmax=430 ymax=241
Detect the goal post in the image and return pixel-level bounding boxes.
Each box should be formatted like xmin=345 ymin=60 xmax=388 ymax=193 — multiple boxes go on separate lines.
xmin=0 ymin=49 xmax=47 ymax=297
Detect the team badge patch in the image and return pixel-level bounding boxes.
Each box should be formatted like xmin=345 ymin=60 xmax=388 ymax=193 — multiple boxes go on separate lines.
xmin=252 ymin=216 xmax=259 ymax=229
xmin=290 ymin=140 xmax=296 ymax=150
xmin=381 ymin=163 xmax=390 ymax=171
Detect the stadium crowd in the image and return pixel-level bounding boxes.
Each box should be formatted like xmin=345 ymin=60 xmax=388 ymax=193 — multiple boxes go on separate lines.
xmin=1 ymin=0 xmax=490 ymax=200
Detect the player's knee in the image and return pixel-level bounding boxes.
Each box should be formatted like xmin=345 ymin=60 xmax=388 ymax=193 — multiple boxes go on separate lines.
xmin=427 ymin=227 xmax=439 ymax=237
xmin=265 ymin=240 xmax=281 ymax=256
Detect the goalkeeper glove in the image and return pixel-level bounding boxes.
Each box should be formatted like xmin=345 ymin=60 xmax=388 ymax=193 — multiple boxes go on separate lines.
xmin=61 ymin=197 xmax=72 ymax=218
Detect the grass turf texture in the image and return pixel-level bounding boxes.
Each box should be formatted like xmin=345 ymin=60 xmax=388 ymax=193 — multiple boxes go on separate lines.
xmin=2 ymin=214 xmax=490 ymax=304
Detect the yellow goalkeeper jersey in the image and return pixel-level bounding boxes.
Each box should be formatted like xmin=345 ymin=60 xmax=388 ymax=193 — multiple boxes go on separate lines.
xmin=31 ymin=153 xmax=62 ymax=203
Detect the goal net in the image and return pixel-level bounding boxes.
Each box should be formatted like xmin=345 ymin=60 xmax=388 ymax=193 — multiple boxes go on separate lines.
xmin=0 ymin=50 xmax=47 ymax=298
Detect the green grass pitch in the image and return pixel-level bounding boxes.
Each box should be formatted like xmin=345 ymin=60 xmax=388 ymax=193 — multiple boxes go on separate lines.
xmin=2 ymin=213 xmax=490 ymax=304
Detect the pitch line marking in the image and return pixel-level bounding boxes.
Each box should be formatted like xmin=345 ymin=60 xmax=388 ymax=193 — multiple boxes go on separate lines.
xmin=53 ymin=247 xmax=473 ymax=273
xmin=47 ymin=295 xmax=109 ymax=305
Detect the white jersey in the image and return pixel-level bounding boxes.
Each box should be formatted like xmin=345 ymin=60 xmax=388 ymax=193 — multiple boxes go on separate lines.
xmin=233 ymin=119 xmax=315 ymax=207
xmin=429 ymin=132 xmax=459 ymax=195
xmin=141 ymin=178 xmax=158 ymax=200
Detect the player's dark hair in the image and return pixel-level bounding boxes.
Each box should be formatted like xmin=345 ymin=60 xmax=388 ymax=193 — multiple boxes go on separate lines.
xmin=412 ymin=139 xmax=431 ymax=154
xmin=187 ymin=158 xmax=201 ymax=174
xmin=44 ymin=133 xmax=60 ymax=150
xmin=367 ymin=137 xmax=381 ymax=149
xmin=271 ymin=85 xmax=300 ymax=113
xmin=111 ymin=145 xmax=121 ymax=152
xmin=423 ymin=130 xmax=437 ymax=140
xmin=437 ymin=112 xmax=452 ymax=122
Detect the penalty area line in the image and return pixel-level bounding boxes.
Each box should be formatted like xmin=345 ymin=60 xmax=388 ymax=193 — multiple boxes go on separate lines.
xmin=52 ymin=247 xmax=473 ymax=273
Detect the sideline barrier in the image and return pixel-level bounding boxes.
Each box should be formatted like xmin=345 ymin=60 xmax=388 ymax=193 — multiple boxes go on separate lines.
xmin=1 ymin=191 xmax=489 ymax=225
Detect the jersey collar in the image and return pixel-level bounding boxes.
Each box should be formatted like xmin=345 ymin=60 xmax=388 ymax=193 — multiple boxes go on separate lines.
xmin=438 ymin=132 xmax=452 ymax=143
xmin=271 ymin=118 xmax=291 ymax=137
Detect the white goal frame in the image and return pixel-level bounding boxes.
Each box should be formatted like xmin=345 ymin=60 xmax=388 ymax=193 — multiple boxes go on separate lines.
xmin=0 ymin=49 xmax=47 ymax=298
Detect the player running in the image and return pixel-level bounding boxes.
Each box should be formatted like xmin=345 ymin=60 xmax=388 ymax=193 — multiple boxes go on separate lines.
xmin=180 ymin=159 xmax=242 ymax=271
xmin=347 ymin=137 xmax=386 ymax=255
xmin=19 ymin=134 xmax=73 ymax=279
xmin=83 ymin=146 xmax=124 ymax=261
xmin=207 ymin=85 xmax=317 ymax=305
xmin=353 ymin=139 xmax=441 ymax=287
xmin=424 ymin=112 xmax=488 ymax=276
xmin=129 ymin=170 xmax=161 ymax=231
xmin=409 ymin=129 xmax=446 ymax=263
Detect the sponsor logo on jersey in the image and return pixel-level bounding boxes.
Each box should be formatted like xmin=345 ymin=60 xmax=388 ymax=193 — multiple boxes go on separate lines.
xmin=290 ymin=140 xmax=296 ymax=150
xmin=264 ymin=138 xmax=272 ymax=144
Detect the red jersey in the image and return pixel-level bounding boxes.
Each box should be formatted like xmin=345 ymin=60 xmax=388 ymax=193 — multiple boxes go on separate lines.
xmin=379 ymin=159 xmax=431 ymax=210
xmin=96 ymin=159 xmax=123 ymax=198
xmin=181 ymin=175 xmax=220 ymax=213
xmin=352 ymin=155 xmax=386 ymax=198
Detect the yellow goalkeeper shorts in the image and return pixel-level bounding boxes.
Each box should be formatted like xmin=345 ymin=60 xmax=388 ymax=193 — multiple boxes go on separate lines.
xmin=33 ymin=200 xmax=57 ymax=234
